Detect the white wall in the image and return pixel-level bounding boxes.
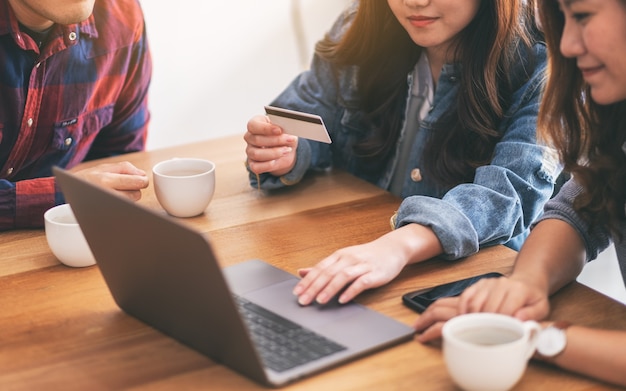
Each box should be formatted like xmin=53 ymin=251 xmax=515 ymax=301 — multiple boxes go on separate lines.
xmin=140 ymin=0 xmax=350 ymax=150
xmin=578 ymin=245 xmax=626 ymax=304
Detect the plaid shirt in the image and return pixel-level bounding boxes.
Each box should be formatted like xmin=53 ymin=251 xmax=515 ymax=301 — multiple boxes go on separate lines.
xmin=0 ymin=0 xmax=152 ymax=230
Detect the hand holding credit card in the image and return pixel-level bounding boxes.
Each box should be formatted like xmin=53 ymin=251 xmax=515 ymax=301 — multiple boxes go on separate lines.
xmin=264 ymin=106 xmax=332 ymax=144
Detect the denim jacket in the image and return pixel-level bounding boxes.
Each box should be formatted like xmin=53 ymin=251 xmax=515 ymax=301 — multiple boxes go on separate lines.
xmin=250 ymin=7 xmax=561 ymax=259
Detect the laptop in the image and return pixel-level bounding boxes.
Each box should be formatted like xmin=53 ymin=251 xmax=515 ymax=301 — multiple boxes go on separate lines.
xmin=53 ymin=167 xmax=414 ymax=387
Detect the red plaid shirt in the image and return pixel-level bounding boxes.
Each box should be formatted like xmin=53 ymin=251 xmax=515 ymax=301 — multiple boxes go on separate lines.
xmin=0 ymin=0 xmax=152 ymax=230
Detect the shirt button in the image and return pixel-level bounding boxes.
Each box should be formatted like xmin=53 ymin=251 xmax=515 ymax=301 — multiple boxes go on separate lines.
xmin=7 ymin=167 xmax=14 ymax=175
xmin=27 ymin=118 xmax=33 ymax=127
xmin=68 ymin=31 xmax=77 ymax=41
xmin=410 ymin=168 xmax=422 ymax=182
xmin=64 ymin=137 xmax=73 ymax=146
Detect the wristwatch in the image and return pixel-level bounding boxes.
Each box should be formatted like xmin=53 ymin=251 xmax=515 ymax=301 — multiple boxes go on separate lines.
xmin=537 ymin=320 xmax=572 ymax=358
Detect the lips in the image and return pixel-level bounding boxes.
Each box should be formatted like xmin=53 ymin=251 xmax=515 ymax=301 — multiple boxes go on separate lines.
xmin=408 ymin=15 xmax=438 ymax=28
xmin=579 ymin=65 xmax=604 ymax=79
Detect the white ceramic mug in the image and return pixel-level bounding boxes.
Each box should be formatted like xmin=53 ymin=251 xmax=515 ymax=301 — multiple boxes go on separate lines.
xmin=44 ymin=204 xmax=96 ymax=268
xmin=442 ymin=313 xmax=541 ymax=391
xmin=152 ymin=158 xmax=216 ymax=218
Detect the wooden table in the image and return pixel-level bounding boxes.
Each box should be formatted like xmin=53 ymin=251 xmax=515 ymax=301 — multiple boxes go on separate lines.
xmin=1 ymin=136 xmax=625 ymax=390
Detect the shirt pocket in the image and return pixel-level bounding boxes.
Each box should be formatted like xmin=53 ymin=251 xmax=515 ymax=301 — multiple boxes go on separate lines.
xmin=52 ymin=105 xmax=114 ymax=152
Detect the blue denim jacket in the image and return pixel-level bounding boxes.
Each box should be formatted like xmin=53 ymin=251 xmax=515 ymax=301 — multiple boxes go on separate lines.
xmin=250 ymin=9 xmax=561 ymax=259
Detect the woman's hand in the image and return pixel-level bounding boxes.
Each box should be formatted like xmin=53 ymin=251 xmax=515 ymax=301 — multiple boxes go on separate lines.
xmin=457 ymin=275 xmax=550 ymax=319
xmin=414 ymin=276 xmax=551 ymax=342
xmin=293 ymin=224 xmax=443 ymax=306
xmin=293 ymin=238 xmax=409 ymax=306
xmin=244 ymin=115 xmax=298 ymax=177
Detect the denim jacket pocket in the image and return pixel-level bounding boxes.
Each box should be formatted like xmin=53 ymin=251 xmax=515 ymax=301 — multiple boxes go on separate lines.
xmin=52 ymin=105 xmax=114 ymax=151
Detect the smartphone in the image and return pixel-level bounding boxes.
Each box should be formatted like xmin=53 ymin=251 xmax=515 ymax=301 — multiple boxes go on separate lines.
xmin=402 ymin=272 xmax=504 ymax=313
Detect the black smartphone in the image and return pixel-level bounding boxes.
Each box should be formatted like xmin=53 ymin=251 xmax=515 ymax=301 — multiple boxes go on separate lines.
xmin=402 ymin=272 xmax=504 ymax=313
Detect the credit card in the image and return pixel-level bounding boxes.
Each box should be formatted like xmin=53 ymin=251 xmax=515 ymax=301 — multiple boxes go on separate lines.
xmin=264 ymin=106 xmax=332 ymax=144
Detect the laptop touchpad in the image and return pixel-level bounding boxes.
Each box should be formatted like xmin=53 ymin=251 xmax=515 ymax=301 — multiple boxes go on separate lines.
xmin=244 ymin=280 xmax=365 ymax=329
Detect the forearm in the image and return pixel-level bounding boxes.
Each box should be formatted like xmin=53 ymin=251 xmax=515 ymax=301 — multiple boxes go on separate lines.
xmin=550 ymin=326 xmax=626 ymax=387
xmin=385 ymin=223 xmax=444 ymax=266
xmin=511 ymin=219 xmax=586 ymax=295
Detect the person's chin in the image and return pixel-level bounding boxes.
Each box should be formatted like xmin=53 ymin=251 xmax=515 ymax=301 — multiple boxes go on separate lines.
xmin=589 ymin=87 xmax=626 ymax=106
xmin=58 ymin=2 xmax=96 ymax=24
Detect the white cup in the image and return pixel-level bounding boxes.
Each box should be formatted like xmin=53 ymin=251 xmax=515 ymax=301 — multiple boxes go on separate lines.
xmin=44 ymin=204 xmax=96 ymax=268
xmin=152 ymin=158 xmax=216 ymax=218
xmin=442 ymin=313 xmax=541 ymax=391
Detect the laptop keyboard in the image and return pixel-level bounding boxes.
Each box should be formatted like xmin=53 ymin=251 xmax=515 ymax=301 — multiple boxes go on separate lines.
xmin=234 ymin=295 xmax=347 ymax=372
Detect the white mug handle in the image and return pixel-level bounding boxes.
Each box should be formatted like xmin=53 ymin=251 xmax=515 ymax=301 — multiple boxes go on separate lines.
xmin=522 ymin=320 xmax=542 ymax=359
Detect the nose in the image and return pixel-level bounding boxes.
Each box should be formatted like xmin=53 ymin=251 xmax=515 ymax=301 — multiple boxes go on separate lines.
xmin=560 ymin=19 xmax=586 ymax=59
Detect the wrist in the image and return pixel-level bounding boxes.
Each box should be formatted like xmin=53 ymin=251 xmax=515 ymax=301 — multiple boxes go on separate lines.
xmin=386 ymin=224 xmax=443 ymax=265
